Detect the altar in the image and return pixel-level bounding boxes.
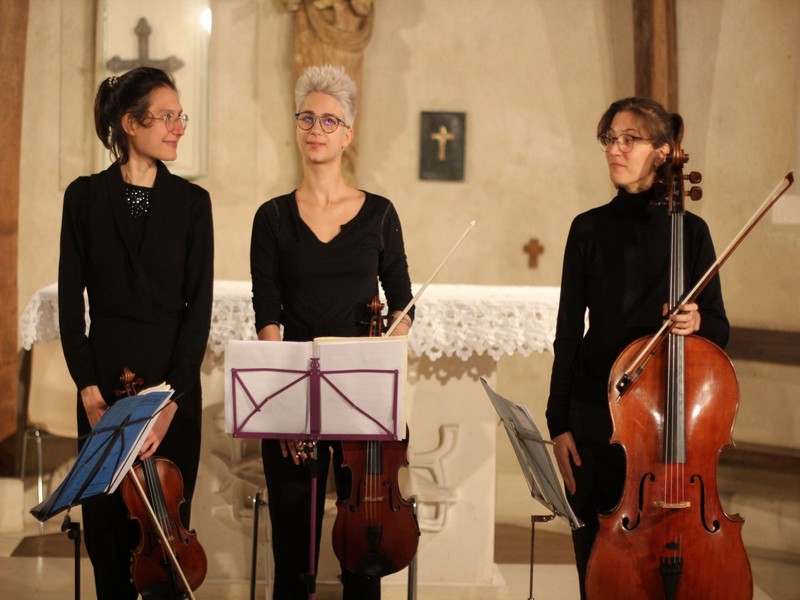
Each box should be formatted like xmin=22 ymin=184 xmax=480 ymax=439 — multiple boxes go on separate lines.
xmin=20 ymin=281 xmax=560 ymax=596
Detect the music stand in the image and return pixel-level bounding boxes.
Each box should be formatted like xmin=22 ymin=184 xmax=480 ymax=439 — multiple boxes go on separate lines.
xmin=29 ymin=390 xmax=173 ymax=600
xmin=225 ymin=337 xmax=408 ymax=600
xmin=480 ymin=378 xmax=583 ymax=600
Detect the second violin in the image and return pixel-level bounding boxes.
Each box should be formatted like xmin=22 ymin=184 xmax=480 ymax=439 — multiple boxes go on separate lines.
xmin=331 ymin=296 xmax=420 ymax=578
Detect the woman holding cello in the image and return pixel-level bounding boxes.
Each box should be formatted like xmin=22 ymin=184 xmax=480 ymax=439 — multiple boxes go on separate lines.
xmin=545 ymin=97 xmax=729 ymax=600
xmin=58 ymin=67 xmax=214 ymax=599
xmin=250 ymin=64 xmax=414 ymax=599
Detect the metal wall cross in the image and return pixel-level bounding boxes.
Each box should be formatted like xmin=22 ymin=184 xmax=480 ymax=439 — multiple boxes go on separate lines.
xmin=106 ymin=17 xmax=184 ymax=73
xmin=430 ymin=125 xmax=455 ymax=161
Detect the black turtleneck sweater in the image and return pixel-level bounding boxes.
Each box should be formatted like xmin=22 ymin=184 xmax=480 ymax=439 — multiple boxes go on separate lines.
xmin=546 ymin=186 xmax=729 ymax=440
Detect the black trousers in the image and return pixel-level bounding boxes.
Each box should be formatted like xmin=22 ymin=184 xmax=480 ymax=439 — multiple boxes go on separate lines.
xmin=262 ymin=439 xmax=381 ymax=600
xmin=565 ymin=440 xmax=626 ymax=600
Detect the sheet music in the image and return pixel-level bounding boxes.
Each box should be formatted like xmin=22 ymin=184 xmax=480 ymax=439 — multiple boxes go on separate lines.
xmin=315 ymin=337 xmax=407 ymax=437
xmin=481 ymin=378 xmax=583 ymax=530
xmin=30 ymin=390 xmax=173 ymax=521
xmin=225 ymin=337 xmax=407 ymax=440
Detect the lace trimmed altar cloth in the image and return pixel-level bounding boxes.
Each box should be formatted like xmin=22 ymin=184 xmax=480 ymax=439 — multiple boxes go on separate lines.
xmin=20 ymin=281 xmax=560 ymax=361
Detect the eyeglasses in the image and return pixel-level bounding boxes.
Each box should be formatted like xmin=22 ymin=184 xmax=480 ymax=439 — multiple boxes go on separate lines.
xmin=144 ymin=113 xmax=189 ymax=132
xmin=599 ymin=133 xmax=650 ymax=152
xmin=295 ymin=112 xmax=348 ymax=133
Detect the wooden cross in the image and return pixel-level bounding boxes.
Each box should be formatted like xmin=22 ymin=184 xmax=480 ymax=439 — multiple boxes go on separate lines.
xmin=523 ymin=238 xmax=544 ymax=268
xmin=106 ymin=17 xmax=184 ymax=73
xmin=430 ymin=125 xmax=455 ymax=161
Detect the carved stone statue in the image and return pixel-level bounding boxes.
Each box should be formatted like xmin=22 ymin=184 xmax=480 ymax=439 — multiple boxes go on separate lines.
xmin=280 ymin=0 xmax=375 ymax=185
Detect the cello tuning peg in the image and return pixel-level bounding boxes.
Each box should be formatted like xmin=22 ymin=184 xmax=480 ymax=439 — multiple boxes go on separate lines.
xmin=685 ymin=171 xmax=702 ymax=184
xmin=687 ymin=186 xmax=703 ymax=201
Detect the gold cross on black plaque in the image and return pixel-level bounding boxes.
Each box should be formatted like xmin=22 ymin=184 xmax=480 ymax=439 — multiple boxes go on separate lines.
xmin=430 ymin=125 xmax=455 ymax=161
xmin=106 ymin=17 xmax=184 ymax=73
xmin=523 ymin=238 xmax=544 ymax=268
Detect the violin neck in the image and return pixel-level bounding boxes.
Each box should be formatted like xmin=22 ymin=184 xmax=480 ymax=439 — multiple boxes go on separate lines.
xmin=141 ymin=457 xmax=173 ymax=536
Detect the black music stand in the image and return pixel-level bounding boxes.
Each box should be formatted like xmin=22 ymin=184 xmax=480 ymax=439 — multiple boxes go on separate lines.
xmin=29 ymin=390 xmax=173 ymax=600
xmin=226 ymin=338 xmax=410 ymax=600
xmin=480 ymin=378 xmax=583 ymax=600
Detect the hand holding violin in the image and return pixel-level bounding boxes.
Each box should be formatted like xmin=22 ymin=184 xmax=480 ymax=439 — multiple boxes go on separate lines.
xmin=138 ymin=400 xmax=179 ymax=460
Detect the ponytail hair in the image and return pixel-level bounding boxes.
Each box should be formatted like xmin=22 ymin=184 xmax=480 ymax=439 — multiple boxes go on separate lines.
xmin=94 ymin=67 xmax=177 ymax=165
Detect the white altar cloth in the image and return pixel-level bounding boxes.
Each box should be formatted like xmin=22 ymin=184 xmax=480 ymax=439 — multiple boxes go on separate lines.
xmin=20 ymin=281 xmax=560 ymax=361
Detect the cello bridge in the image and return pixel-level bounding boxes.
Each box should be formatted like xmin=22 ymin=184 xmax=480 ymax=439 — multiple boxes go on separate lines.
xmin=653 ymin=500 xmax=691 ymax=509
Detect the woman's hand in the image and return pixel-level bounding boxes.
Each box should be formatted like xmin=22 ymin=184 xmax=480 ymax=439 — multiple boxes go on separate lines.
xmin=138 ymin=401 xmax=179 ymax=460
xmin=280 ymin=439 xmax=313 ymax=465
xmin=666 ymin=302 xmax=701 ymax=336
xmin=388 ymin=312 xmax=411 ymax=336
xmin=80 ymin=385 xmax=108 ymax=428
xmin=552 ymin=431 xmax=581 ymax=495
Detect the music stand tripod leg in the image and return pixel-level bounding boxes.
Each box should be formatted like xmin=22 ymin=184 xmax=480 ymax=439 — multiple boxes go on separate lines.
xmin=407 ymin=496 xmax=418 ymax=600
xmin=304 ymin=443 xmax=319 ymax=600
xmin=528 ymin=514 xmax=555 ymax=600
xmin=250 ymin=490 xmax=268 ymax=600
xmin=61 ymin=512 xmax=81 ymax=600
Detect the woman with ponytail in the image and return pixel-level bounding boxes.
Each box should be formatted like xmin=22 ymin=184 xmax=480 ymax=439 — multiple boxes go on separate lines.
xmin=545 ymin=97 xmax=729 ymax=600
xmin=58 ymin=67 xmax=214 ymax=599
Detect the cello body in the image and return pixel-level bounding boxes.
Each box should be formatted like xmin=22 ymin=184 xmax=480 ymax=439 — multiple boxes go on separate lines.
xmin=585 ymin=335 xmax=752 ymax=600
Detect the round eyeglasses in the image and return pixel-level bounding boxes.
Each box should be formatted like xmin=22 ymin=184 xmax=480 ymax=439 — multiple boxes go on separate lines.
xmin=599 ymin=133 xmax=650 ymax=152
xmin=145 ymin=113 xmax=189 ymax=132
xmin=295 ymin=112 xmax=348 ymax=133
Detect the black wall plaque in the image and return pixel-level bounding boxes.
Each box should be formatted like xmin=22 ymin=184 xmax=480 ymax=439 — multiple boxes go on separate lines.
xmin=419 ymin=112 xmax=466 ymax=181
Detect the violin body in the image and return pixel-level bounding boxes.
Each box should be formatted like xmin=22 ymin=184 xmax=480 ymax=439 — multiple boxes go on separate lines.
xmin=122 ymin=457 xmax=207 ymax=598
xmin=332 ymin=433 xmax=420 ymax=578
xmin=585 ymin=335 xmax=752 ymax=600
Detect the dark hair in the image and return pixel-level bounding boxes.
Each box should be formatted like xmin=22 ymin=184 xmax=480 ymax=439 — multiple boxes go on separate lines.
xmin=596 ymin=97 xmax=684 ymax=182
xmin=93 ymin=67 xmax=177 ymax=165
xmin=597 ymin=96 xmax=683 ymax=149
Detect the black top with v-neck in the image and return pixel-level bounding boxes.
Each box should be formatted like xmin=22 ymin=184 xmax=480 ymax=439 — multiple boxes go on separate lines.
xmin=250 ymin=191 xmax=414 ymax=341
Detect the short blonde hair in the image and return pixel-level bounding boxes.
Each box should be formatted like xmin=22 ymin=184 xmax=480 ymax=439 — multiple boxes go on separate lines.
xmin=294 ymin=64 xmax=357 ymax=126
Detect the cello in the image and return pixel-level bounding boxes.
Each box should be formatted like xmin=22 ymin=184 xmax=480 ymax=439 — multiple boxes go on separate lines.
xmin=116 ymin=368 xmax=208 ymax=599
xmin=331 ymin=296 xmax=420 ymax=577
xmin=585 ymin=136 xmax=754 ymax=599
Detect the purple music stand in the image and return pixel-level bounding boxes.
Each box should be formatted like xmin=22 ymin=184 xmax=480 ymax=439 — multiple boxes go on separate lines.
xmin=225 ymin=338 xmax=407 ymax=600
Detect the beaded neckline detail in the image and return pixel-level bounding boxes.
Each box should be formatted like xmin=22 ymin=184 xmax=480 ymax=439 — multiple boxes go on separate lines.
xmin=125 ymin=184 xmax=152 ymax=218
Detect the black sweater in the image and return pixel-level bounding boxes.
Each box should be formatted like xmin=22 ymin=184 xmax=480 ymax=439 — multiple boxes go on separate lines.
xmin=546 ymin=186 xmax=729 ymax=440
xmin=250 ymin=191 xmax=414 ymax=341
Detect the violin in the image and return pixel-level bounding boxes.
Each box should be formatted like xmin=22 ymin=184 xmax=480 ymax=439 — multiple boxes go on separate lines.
xmin=116 ymin=368 xmax=207 ymax=599
xmin=585 ymin=133 xmax=753 ymax=599
xmin=331 ymin=296 xmax=420 ymax=577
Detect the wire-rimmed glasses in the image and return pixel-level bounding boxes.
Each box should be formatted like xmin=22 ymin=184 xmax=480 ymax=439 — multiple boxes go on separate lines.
xmin=295 ymin=111 xmax=348 ymax=133
xmin=599 ymin=133 xmax=650 ymax=152
xmin=144 ymin=113 xmax=189 ymax=132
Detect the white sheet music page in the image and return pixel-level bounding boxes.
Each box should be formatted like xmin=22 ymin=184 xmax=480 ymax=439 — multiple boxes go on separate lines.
xmin=314 ymin=336 xmax=407 ymax=439
xmin=224 ymin=340 xmax=312 ymax=435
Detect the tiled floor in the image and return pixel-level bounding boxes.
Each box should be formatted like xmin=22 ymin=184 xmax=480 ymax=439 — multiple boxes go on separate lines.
xmin=1 ymin=519 xmax=797 ymax=599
